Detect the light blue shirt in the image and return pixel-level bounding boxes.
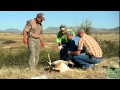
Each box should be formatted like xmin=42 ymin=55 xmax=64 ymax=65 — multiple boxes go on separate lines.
xmin=72 ymin=36 xmax=80 ymax=46
xmin=69 ymin=36 xmax=80 ymax=51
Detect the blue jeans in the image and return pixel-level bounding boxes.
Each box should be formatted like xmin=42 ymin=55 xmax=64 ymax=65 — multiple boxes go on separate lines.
xmin=73 ymin=53 xmax=102 ymax=67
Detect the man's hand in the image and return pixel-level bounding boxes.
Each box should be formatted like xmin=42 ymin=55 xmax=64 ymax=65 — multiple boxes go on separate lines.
xmin=41 ymin=42 xmax=45 ymax=47
xmin=68 ymin=51 xmax=71 ymax=55
xmin=58 ymin=45 xmax=63 ymax=50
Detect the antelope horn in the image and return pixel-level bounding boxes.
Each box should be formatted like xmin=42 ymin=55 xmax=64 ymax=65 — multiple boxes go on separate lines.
xmin=48 ymin=54 xmax=51 ymax=63
xmin=47 ymin=54 xmax=52 ymax=67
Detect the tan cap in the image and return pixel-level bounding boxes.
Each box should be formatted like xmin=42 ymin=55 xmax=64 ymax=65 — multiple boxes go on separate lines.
xmin=36 ymin=13 xmax=45 ymax=21
xmin=66 ymin=31 xmax=73 ymax=36
xmin=77 ymin=28 xmax=85 ymax=33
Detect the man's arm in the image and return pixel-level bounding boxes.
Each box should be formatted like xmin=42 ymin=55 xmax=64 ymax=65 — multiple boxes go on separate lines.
xmin=57 ymin=39 xmax=63 ymax=50
xmin=68 ymin=50 xmax=81 ymax=55
xmin=68 ymin=38 xmax=83 ymax=55
xmin=56 ymin=31 xmax=62 ymax=46
xmin=23 ymin=30 xmax=28 ymax=45
xmin=39 ymin=34 xmax=44 ymax=47
xmin=56 ymin=36 xmax=62 ymax=46
xmin=23 ymin=21 xmax=31 ymax=45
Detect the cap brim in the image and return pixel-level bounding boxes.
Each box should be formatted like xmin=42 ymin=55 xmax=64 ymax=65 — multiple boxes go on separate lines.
xmin=42 ymin=17 xmax=45 ymax=21
xmin=61 ymin=27 xmax=66 ymax=31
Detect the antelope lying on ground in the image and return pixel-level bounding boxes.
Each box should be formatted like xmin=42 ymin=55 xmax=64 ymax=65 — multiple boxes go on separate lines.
xmin=45 ymin=54 xmax=74 ymax=73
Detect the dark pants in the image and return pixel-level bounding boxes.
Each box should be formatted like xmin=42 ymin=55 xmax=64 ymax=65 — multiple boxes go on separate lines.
xmin=60 ymin=47 xmax=68 ymax=60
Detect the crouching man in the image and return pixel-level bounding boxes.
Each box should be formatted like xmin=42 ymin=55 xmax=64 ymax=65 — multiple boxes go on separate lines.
xmin=67 ymin=29 xmax=103 ymax=70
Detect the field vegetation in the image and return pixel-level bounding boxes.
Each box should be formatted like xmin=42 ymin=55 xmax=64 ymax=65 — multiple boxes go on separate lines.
xmin=0 ymin=32 xmax=119 ymax=79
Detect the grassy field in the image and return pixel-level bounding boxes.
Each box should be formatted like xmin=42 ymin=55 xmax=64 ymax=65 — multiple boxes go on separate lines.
xmin=0 ymin=32 xmax=119 ymax=79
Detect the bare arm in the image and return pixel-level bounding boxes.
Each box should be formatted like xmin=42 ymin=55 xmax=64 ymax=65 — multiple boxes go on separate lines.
xmin=68 ymin=38 xmax=84 ymax=55
xmin=23 ymin=30 xmax=28 ymax=45
xmin=68 ymin=50 xmax=81 ymax=55
xmin=23 ymin=20 xmax=32 ymax=45
xmin=39 ymin=34 xmax=44 ymax=47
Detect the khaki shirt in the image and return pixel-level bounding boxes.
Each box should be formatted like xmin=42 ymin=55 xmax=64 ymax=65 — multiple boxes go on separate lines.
xmin=24 ymin=18 xmax=43 ymax=38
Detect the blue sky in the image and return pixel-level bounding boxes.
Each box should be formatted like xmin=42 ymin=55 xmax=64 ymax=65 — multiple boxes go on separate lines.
xmin=0 ymin=11 xmax=119 ymax=31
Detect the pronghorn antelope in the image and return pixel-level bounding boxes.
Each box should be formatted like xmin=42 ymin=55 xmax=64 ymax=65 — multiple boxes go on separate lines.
xmin=45 ymin=54 xmax=74 ymax=73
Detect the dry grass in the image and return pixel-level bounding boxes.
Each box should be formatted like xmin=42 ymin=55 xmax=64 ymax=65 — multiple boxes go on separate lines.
xmin=0 ymin=65 xmax=106 ymax=79
xmin=91 ymin=33 xmax=119 ymax=42
xmin=0 ymin=33 xmax=119 ymax=50
xmin=0 ymin=32 xmax=119 ymax=79
xmin=0 ymin=57 xmax=119 ymax=79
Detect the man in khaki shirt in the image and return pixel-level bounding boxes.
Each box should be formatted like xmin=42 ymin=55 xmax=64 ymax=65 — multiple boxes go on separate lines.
xmin=23 ymin=13 xmax=45 ymax=70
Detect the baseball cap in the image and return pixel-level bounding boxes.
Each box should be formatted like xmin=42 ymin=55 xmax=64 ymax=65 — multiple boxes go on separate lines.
xmin=66 ymin=31 xmax=73 ymax=36
xmin=77 ymin=28 xmax=85 ymax=33
xmin=36 ymin=13 xmax=45 ymax=21
xmin=60 ymin=24 xmax=67 ymax=31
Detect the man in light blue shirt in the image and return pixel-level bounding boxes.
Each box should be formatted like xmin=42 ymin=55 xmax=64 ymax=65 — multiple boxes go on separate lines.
xmin=62 ymin=31 xmax=81 ymax=61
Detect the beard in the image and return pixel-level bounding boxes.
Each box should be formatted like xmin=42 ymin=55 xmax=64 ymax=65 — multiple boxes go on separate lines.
xmin=36 ymin=20 xmax=42 ymax=24
xmin=35 ymin=18 xmax=42 ymax=24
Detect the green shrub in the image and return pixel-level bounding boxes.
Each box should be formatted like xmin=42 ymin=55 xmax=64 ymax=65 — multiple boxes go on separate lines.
xmin=0 ymin=48 xmax=29 ymax=68
xmin=0 ymin=40 xmax=119 ymax=68
xmin=0 ymin=48 xmax=60 ymax=68
xmin=99 ymin=41 xmax=119 ymax=58
xmin=39 ymin=49 xmax=59 ymax=65
xmin=0 ymin=48 xmax=6 ymax=67
xmin=3 ymin=40 xmax=16 ymax=44
xmin=79 ymin=19 xmax=93 ymax=35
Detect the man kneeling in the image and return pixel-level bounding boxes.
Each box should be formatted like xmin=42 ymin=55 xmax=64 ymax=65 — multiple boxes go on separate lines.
xmin=67 ymin=29 xmax=103 ymax=70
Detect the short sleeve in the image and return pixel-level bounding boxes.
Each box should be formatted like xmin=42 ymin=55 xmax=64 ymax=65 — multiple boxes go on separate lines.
xmin=56 ymin=31 xmax=62 ymax=43
xmin=23 ymin=21 xmax=31 ymax=32
xmin=77 ymin=38 xmax=84 ymax=51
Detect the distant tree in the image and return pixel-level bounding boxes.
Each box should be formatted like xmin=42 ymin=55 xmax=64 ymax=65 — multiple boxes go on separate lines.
xmin=79 ymin=19 xmax=93 ymax=35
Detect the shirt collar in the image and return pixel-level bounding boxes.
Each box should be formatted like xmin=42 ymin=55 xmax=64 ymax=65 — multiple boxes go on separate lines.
xmin=82 ymin=33 xmax=87 ymax=38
